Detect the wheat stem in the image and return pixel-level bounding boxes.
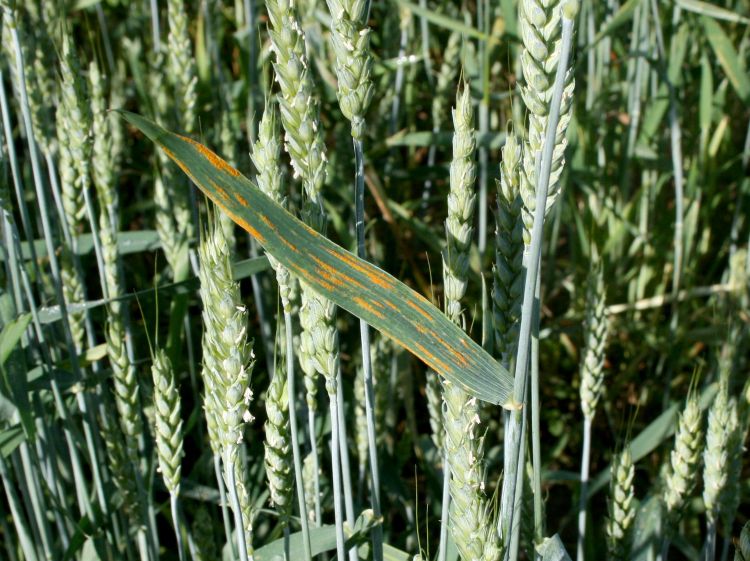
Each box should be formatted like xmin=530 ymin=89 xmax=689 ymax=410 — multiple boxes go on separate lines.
xmin=285 ymin=312 xmax=314 ymax=561
xmin=501 ymin=4 xmax=578 ymax=554
xmin=2 ymin=7 xmax=101 ymax=529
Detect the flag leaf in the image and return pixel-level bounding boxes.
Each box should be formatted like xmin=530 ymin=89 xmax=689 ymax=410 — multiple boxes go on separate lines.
xmin=119 ymin=111 xmax=513 ymax=406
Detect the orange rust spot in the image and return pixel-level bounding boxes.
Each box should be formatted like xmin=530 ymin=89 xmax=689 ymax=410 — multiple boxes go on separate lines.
xmin=317 ymin=268 xmax=345 ymax=288
xmin=290 ymin=263 xmax=335 ymax=293
xmin=384 ymin=301 xmax=399 ymax=311
xmin=414 ymin=323 xmax=428 ymax=334
xmin=324 ymin=247 xmax=394 ymax=289
xmin=260 ymin=214 xmax=277 ymax=231
xmin=430 ymin=335 xmax=469 ymax=367
xmin=280 ymin=236 xmax=298 ymax=252
xmin=354 ymin=296 xmax=385 ymax=319
xmin=406 ymin=299 xmax=433 ymax=322
xmin=310 ymin=255 xmax=366 ymax=290
xmin=367 ymin=272 xmax=393 ymax=290
xmin=208 ymin=179 xmax=229 ymax=201
xmin=447 ymin=346 xmax=469 ymax=367
xmin=413 ymin=342 xmax=451 ymax=373
xmin=236 ymin=194 xmax=248 ymax=207
xmin=162 ymin=147 xmax=177 ymax=161
xmin=234 ymin=217 xmax=266 ymax=243
xmin=160 ymin=146 xmax=200 ymax=184
xmin=180 ymin=135 xmax=241 ymax=177
xmin=316 ymin=278 xmax=335 ymax=292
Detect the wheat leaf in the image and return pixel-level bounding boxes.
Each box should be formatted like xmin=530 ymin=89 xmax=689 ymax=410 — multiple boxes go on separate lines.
xmin=119 ymin=111 xmax=514 ymax=407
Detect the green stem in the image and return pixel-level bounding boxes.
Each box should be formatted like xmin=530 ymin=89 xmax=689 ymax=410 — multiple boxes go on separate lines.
xmin=284 ymin=312 xmax=313 ymax=561
xmin=508 ymin=408 xmax=528 ymax=561
xmin=215 ymin=454 xmax=238 ymax=561
xmin=499 ymin=13 xmax=576 ymax=552
xmin=530 ymin=264 xmax=543 ymax=546
xmin=170 ymin=493 xmax=186 ymax=561
xmin=18 ymin=443 xmax=54 ymax=559
xmin=353 ymin=137 xmax=384 ymax=561
xmin=704 ymin=519 xmax=717 ymax=561
xmin=438 ymin=455 xmax=450 ymax=561
xmin=329 ymin=390 xmax=347 ymax=561
xmin=417 ymin=0 xmax=433 ymax=85
xmin=576 ymin=416 xmax=593 ymax=561
xmin=225 ymin=455 xmax=250 ymax=561
xmin=149 ymin=0 xmax=161 ymax=50
xmin=5 ymin=18 xmax=100 ymax=530
xmin=307 ymin=409 xmax=322 ymax=526
xmin=336 ymin=369 xmax=358 ymax=561
xmin=0 ymin=454 xmax=39 ymax=561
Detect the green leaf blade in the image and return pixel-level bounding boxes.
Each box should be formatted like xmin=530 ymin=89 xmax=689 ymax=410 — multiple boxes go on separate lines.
xmin=120 ymin=111 xmax=513 ymax=406
xmin=701 ymin=16 xmax=750 ymax=103
xmin=0 ymin=314 xmax=31 ymax=367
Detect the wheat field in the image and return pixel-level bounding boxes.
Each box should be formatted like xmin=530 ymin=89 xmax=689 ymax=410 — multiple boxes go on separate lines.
xmin=0 ymin=0 xmax=748 ymax=560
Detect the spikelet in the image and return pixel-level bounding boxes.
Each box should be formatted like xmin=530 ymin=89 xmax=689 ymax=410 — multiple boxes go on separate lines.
xmin=606 ymin=446 xmax=635 ymax=561
xmin=426 ymin=370 xmax=444 ymax=450
xmin=107 ymin=307 xmax=143 ymax=465
xmin=264 ymin=335 xmax=293 ymax=523
xmin=265 ymin=0 xmax=335 ymax=414
xmin=166 ymin=0 xmax=198 ymax=134
xmin=518 ymin=0 xmax=576 ymax=245
xmin=432 ymin=32 xmax=462 ymax=131
xmin=233 ymin=456 xmax=256 ymax=559
xmin=151 ymin=349 xmax=184 ymax=496
xmin=198 ymin=220 xmax=255 ymax=460
xmin=250 ymin=100 xmax=295 ymax=314
xmin=57 ymin=33 xmax=91 ymax=226
xmin=56 ymin=32 xmax=91 ymax=353
xmin=98 ymin=405 xmax=138 ymax=519
xmin=663 ymin=394 xmax=703 ymax=519
xmin=703 ymin=381 xmax=732 ymax=523
xmin=442 ymin=84 xmax=476 ymax=325
xmin=492 ymin=131 xmax=524 ymax=366
xmin=218 ymin=108 xmax=238 ymax=250
xmin=354 ymin=334 xmax=391 ymax=462
xmin=199 ymin=218 xmax=256 ymax=556
xmin=150 ymin=26 xmax=192 ymax=277
xmin=303 ymin=451 xmax=320 ymax=523
xmin=579 ymin=251 xmax=609 ymax=420
xmin=326 ymin=0 xmax=374 ymax=139
xmin=719 ymin=397 xmax=743 ymax=533
xmin=735 ymin=521 xmax=750 ymax=561
xmin=442 ymin=84 xmax=499 ymax=561
xmin=265 ymin=0 xmax=327 ymax=211
xmin=192 ymin=505 xmax=217 ymax=561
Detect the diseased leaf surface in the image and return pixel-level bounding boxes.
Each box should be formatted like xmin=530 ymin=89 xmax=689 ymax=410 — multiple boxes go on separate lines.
xmin=120 ymin=111 xmax=513 ymax=406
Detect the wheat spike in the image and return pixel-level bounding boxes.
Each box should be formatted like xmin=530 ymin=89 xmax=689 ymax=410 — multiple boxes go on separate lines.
xmin=492 ymin=131 xmax=524 ymax=366
xmin=442 ymin=84 xmax=499 ymax=561
xmin=735 ymin=522 xmax=750 ymax=561
xmin=703 ymin=381 xmax=732 ymax=523
xmin=326 ymin=0 xmax=374 ymax=140
xmin=151 ymin=349 xmax=184 ymax=496
xmin=518 ymin=0 xmax=576 ymax=245
xmin=264 ymin=337 xmax=293 ymax=523
xmin=663 ymin=394 xmax=703 ymax=519
xmin=607 ymin=446 xmax=635 ymax=561
xmin=580 ymin=251 xmax=609 ymax=420
xmin=166 ymin=0 xmax=198 ymax=134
